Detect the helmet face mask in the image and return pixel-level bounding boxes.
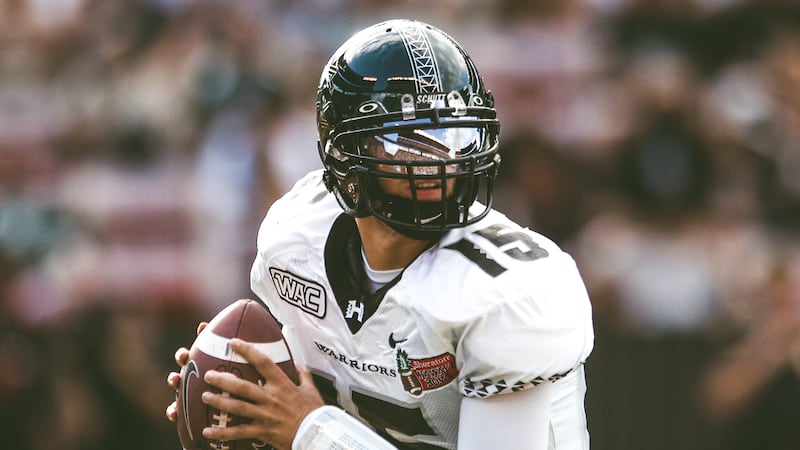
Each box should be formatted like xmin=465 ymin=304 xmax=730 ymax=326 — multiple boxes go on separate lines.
xmin=317 ymin=19 xmax=501 ymax=238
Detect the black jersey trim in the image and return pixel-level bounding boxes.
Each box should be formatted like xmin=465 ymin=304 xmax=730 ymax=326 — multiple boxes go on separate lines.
xmin=324 ymin=214 xmax=402 ymax=334
xmin=443 ymin=238 xmax=506 ymax=277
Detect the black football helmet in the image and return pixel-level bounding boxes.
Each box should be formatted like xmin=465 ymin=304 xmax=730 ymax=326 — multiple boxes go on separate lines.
xmin=316 ymin=19 xmax=501 ymax=239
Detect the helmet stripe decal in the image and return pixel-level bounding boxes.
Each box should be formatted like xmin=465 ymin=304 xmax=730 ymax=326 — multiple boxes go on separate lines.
xmin=398 ymin=25 xmax=442 ymax=93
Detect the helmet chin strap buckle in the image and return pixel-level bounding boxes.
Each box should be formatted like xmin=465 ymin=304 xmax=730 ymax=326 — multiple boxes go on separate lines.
xmin=447 ymin=91 xmax=467 ymax=116
xmin=401 ymin=94 xmax=416 ymax=120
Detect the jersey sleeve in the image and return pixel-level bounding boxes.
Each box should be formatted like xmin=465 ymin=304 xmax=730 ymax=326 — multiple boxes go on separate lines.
xmin=457 ymin=254 xmax=594 ymax=398
xmin=458 ymin=383 xmax=554 ymax=450
xmin=249 ymin=170 xmax=329 ymax=324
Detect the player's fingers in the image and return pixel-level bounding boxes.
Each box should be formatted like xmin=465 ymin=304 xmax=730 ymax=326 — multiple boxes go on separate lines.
xmin=202 ymin=423 xmax=264 ymax=443
xmin=229 ymin=338 xmax=291 ymax=386
xmin=175 ymin=347 xmax=190 ymax=367
xmin=166 ymin=371 xmax=181 ymax=389
xmin=201 ymin=391 xmax=261 ymax=419
xmin=295 ymin=363 xmax=316 ymax=387
xmin=294 ymin=364 xmax=326 ymax=410
xmin=196 ymin=321 xmax=208 ymax=336
xmin=166 ymin=401 xmax=177 ymax=422
xmin=204 ymin=370 xmax=265 ymax=401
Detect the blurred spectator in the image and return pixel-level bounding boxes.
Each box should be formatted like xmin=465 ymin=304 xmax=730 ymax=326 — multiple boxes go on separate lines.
xmin=492 ymin=132 xmax=590 ymax=245
xmin=572 ymin=107 xmax=722 ymax=334
xmin=40 ymin=299 xmax=206 ymax=450
xmin=699 ymin=249 xmax=800 ymax=450
xmin=0 ymin=299 xmax=49 ymax=450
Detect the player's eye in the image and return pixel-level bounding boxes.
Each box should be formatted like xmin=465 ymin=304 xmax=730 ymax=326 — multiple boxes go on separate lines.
xmin=359 ymin=127 xmax=482 ymax=161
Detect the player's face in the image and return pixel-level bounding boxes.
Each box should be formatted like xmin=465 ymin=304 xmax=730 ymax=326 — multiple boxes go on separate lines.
xmin=376 ymin=174 xmax=456 ymax=201
xmin=360 ymin=128 xmax=481 ymax=201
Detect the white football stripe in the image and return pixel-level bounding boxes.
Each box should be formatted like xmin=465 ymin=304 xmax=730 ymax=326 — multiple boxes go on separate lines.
xmin=195 ymin=330 xmax=291 ymax=364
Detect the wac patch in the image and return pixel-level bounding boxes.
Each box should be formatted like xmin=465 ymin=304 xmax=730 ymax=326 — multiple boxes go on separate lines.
xmin=269 ymin=267 xmax=327 ymax=318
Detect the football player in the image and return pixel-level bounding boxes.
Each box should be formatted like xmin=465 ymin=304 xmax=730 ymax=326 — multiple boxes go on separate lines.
xmin=167 ymin=19 xmax=594 ymax=450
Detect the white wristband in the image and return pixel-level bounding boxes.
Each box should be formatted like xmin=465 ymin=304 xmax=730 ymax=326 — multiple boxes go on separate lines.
xmin=292 ymin=405 xmax=397 ymax=450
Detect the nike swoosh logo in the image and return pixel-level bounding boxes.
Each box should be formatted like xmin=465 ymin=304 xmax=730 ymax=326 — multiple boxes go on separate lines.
xmin=389 ymin=333 xmax=408 ymax=348
xmin=420 ymin=213 xmax=443 ymax=225
xmin=182 ymin=360 xmax=200 ymax=441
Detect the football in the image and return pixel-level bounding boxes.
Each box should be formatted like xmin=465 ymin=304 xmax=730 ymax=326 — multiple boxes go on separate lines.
xmin=175 ymin=299 xmax=298 ymax=450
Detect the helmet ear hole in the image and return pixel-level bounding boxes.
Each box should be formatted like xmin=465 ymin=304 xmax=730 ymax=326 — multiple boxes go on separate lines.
xmin=342 ymin=172 xmax=361 ymax=205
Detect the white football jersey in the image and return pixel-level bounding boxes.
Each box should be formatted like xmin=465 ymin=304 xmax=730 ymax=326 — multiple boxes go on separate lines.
xmin=250 ymin=170 xmax=594 ymax=449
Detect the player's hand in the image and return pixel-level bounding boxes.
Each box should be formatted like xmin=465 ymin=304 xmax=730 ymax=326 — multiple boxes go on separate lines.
xmin=200 ymin=338 xmax=325 ymax=450
xmin=165 ymin=321 xmax=208 ymax=422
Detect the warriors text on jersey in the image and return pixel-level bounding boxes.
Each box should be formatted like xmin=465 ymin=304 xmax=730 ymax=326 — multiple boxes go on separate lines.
xmin=250 ymin=170 xmax=595 ymax=449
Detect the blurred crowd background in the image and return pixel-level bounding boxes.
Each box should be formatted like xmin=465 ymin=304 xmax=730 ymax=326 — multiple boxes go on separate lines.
xmin=2 ymin=0 xmax=799 ymax=449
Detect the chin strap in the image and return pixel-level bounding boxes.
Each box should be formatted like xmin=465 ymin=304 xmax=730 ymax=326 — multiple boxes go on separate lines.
xmin=377 ymin=193 xmax=462 ymax=241
xmin=385 ymin=219 xmax=446 ymax=241
xmin=292 ymin=406 xmax=397 ymax=450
